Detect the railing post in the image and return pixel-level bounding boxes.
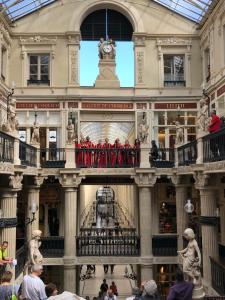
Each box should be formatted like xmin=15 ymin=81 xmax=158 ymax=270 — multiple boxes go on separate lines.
xmin=31 ymin=144 xmax=40 ymax=168
xmin=196 ymin=136 xmax=204 ymax=164
xmin=14 ymin=137 xmax=21 ymax=165
xmin=65 ymin=144 xmax=76 ymax=168
xmin=174 ymin=145 xmax=179 ymax=167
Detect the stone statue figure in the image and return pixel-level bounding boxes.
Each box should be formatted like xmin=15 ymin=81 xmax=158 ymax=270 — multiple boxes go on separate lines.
xmin=138 ymin=117 xmax=149 ymax=144
xmin=2 ymin=97 xmax=19 ymax=134
xmin=98 ymin=37 xmax=116 ymax=60
xmin=28 ymin=229 xmax=43 ymax=266
xmin=67 ymin=119 xmax=75 ymax=144
xmin=174 ymin=121 xmax=184 ymax=145
xmin=197 ymin=98 xmax=209 ymax=133
xmin=178 ymin=228 xmax=202 ymax=285
xmin=31 ymin=121 xmax=40 ymax=145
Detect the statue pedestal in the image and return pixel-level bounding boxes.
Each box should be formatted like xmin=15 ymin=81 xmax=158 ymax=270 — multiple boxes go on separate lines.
xmin=95 ymin=59 xmax=120 ymax=88
xmin=31 ymin=143 xmax=40 ymax=168
xmin=140 ymin=143 xmax=150 ymax=168
xmin=192 ymin=285 xmax=205 ymax=300
xmin=65 ymin=143 xmax=76 ymax=168
xmin=196 ymin=131 xmax=207 ymax=164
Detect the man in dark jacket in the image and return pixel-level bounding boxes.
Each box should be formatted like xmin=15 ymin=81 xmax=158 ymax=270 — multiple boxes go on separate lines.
xmin=167 ymin=268 xmax=194 ymax=300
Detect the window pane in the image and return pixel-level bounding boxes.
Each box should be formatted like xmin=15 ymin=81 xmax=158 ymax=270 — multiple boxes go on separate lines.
xmin=164 ymin=56 xmax=173 ymax=81
xmin=41 ymin=74 xmax=49 ymax=81
xmin=164 ymin=55 xmax=184 ymax=82
xmin=174 ymin=56 xmax=184 ymax=80
xmin=30 ymin=65 xmax=38 ymax=74
xmin=30 ymin=75 xmax=38 ymax=81
xmin=41 ymin=65 xmax=49 ymax=74
xmin=41 ymin=55 xmax=49 ymax=64
xmin=30 ymin=56 xmax=38 ymax=64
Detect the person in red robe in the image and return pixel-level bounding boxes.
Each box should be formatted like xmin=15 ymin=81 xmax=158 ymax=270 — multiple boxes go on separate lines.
xmin=76 ymin=137 xmax=86 ymax=167
xmin=123 ymin=139 xmax=133 ymax=167
xmin=133 ymin=138 xmax=140 ymax=167
xmin=84 ymin=136 xmax=94 ymax=167
xmin=111 ymin=138 xmax=123 ymax=167
xmin=102 ymin=138 xmax=111 ymax=167
xmin=95 ymin=139 xmax=104 ymax=168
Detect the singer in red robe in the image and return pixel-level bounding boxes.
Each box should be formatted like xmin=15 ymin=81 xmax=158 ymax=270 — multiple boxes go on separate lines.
xmin=95 ymin=139 xmax=104 ymax=168
xmin=102 ymin=138 xmax=111 ymax=167
xmin=111 ymin=138 xmax=123 ymax=167
xmin=84 ymin=136 xmax=94 ymax=167
xmin=123 ymin=139 xmax=133 ymax=167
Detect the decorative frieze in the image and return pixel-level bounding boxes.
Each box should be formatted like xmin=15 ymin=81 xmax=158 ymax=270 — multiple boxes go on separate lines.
xmin=16 ymin=102 xmax=60 ymax=109
xmin=70 ymin=49 xmax=79 ymax=84
xmin=19 ymin=36 xmax=57 ymax=44
xmin=81 ymin=103 xmax=133 ymax=109
xmin=136 ymin=51 xmax=144 ymax=84
xmin=156 ymin=37 xmax=192 ymax=46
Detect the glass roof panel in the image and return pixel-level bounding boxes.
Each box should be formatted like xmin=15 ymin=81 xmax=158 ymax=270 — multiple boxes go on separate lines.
xmin=0 ymin=0 xmax=215 ymax=24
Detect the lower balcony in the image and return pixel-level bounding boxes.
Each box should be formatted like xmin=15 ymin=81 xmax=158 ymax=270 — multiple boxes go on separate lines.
xmin=210 ymin=256 xmax=225 ymax=295
xmin=152 ymin=235 xmax=178 ymax=256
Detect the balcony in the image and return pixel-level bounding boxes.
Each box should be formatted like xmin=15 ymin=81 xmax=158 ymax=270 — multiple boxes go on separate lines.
xmin=177 ymin=140 xmax=197 ymax=166
xmin=27 ymin=79 xmax=50 ymax=86
xmin=210 ymin=257 xmax=225 ymax=295
xmin=0 ymin=131 xmax=14 ymax=163
xmin=150 ymin=148 xmax=175 ymax=168
xmin=203 ymin=128 xmax=225 ymax=163
xmin=152 ymin=235 xmax=178 ymax=256
xmin=19 ymin=141 xmax=37 ymax=167
xmin=40 ymin=148 xmax=66 ymax=168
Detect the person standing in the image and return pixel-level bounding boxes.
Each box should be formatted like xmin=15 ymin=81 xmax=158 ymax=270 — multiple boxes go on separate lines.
xmin=45 ymin=283 xmax=58 ymax=297
xmin=103 ymin=265 xmax=109 ymax=274
xmin=0 ymin=241 xmax=13 ymax=279
xmin=0 ymin=271 xmax=20 ymax=300
xmin=22 ymin=264 xmax=47 ymax=300
xmin=141 ymin=280 xmax=159 ymax=300
xmin=166 ymin=268 xmax=194 ymax=300
xmin=110 ymin=281 xmax=118 ymax=296
xmin=208 ymin=110 xmax=222 ymax=158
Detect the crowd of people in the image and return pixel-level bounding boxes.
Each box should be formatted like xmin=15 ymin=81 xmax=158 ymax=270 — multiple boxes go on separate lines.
xmin=75 ymin=137 xmax=140 ymax=168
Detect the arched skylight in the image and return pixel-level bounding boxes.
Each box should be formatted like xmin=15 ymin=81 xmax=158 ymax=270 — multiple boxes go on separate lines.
xmin=0 ymin=0 xmax=215 ymax=24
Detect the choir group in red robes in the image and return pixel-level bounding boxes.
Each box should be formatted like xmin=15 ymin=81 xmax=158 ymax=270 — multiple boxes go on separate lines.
xmin=75 ymin=137 xmax=140 ymax=168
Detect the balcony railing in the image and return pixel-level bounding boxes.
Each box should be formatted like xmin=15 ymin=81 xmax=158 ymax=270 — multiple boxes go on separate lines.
xmin=27 ymin=79 xmax=50 ymax=85
xmin=79 ymin=228 xmax=137 ymax=237
xmin=152 ymin=235 xmax=178 ymax=256
xmin=203 ymin=128 xmax=225 ymax=163
xmin=150 ymin=148 xmax=175 ymax=168
xmin=210 ymin=257 xmax=225 ymax=295
xmin=40 ymin=236 xmax=64 ymax=257
xmin=75 ymin=148 xmax=140 ymax=168
xmin=164 ymin=80 xmax=186 ymax=87
xmin=178 ymin=140 xmax=197 ymax=166
xmin=40 ymin=148 xmax=66 ymax=168
xmin=76 ymin=235 xmax=140 ymax=256
xmin=19 ymin=141 xmax=37 ymax=167
xmin=0 ymin=131 xmax=14 ymax=163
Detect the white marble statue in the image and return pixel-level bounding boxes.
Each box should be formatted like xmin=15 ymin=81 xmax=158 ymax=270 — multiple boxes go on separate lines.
xmin=197 ymin=99 xmax=209 ymax=133
xmin=28 ymin=229 xmax=43 ymax=266
xmin=174 ymin=121 xmax=184 ymax=145
xmin=67 ymin=119 xmax=75 ymax=144
xmin=138 ymin=118 xmax=149 ymax=144
xmin=31 ymin=121 xmax=40 ymax=145
xmin=2 ymin=97 xmax=19 ymax=134
xmin=177 ymin=228 xmax=201 ymax=285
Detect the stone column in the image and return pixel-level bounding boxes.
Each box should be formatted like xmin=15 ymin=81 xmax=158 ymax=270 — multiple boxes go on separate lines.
xmin=0 ymin=189 xmax=18 ymax=259
xmin=135 ymin=173 xmax=156 ymax=282
xmin=175 ymin=185 xmax=188 ymax=250
xmin=26 ymin=186 xmax=40 ymax=240
xmin=199 ymin=187 xmax=218 ymax=284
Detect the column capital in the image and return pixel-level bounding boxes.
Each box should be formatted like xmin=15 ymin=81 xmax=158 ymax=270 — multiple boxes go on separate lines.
xmin=66 ymin=32 xmax=81 ymax=45
xmin=59 ymin=172 xmax=84 ymax=188
xmin=193 ymin=171 xmax=210 ymax=189
xmin=34 ymin=175 xmax=45 ymax=187
xmin=132 ymin=33 xmax=147 ymax=47
xmin=170 ymin=174 xmax=182 ymax=186
xmin=9 ymin=173 xmax=23 ymax=190
xmin=133 ymin=173 xmax=157 ymax=187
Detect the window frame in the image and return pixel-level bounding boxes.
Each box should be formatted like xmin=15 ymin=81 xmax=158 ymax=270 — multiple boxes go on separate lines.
xmin=28 ymin=53 xmax=50 ymax=86
xmin=163 ymin=54 xmax=186 ymax=87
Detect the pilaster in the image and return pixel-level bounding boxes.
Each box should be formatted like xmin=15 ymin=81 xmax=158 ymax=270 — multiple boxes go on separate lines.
xmin=67 ymin=33 xmax=80 ymax=86
xmin=133 ymin=34 xmax=147 ymax=88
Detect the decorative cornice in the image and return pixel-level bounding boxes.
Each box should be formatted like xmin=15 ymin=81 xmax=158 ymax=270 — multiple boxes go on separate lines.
xmin=34 ymin=176 xmax=45 ymax=187
xmin=156 ymin=37 xmax=192 ymax=46
xmin=0 ymin=162 xmax=14 ymax=174
xmin=67 ymin=33 xmax=80 ymax=45
xmin=19 ymin=36 xmax=57 ymax=45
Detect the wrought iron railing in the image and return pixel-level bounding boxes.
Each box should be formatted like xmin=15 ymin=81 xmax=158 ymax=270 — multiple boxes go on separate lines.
xmin=150 ymin=148 xmax=175 ymax=168
xmin=152 ymin=235 xmax=178 ymax=256
xmin=15 ymin=246 xmax=26 ymax=278
xmin=40 ymin=148 xmax=66 ymax=168
xmin=203 ymin=128 xmax=225 ymax=163
xmin=178 ymin=140 xmax=197 ymax=166
xmin=76 ymin=235 xmax=140 ymax=256
xmin=40 ymin=236 xmax=64 ymax=257
xmin=75 ymin=148 xmax=140 ymax=168
xmin=79 ymin=228 xmax=137 ymax=237
xmin=204 ymin=298 xmax=225 ymax=300
xmin=19 ymin=141 xmax=37 ymax=167
xmin=164 ymin=80 xmax=186 ymax=87
xmin=210 ymin=257 xmax=225 ymax=295
xmin=0 ymin=131 xmax=14 ymax=163
xmin=27 ymin=79 xmax=50 ymax=85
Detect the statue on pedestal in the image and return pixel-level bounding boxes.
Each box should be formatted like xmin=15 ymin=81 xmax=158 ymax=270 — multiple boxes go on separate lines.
xmin=2 ymin=97 xmax=19 ymax=134
xmin=174 ymin=121 xmax=184 ymax=146
xmin=197 ymin=98 xmax=209 ymax=134
xmin=31 ymin=122 xmax=40 ymax=145
xmin=67 ymin=119 xmax=75 ymax=144
xmin=28 ymin=230 xmax=43 ymax=266
xmin=178 ymin=228 xmax=205 ymax=299
xmin=138 ymin=116 xmax=149 ymax=144
xmin=98 ymin=38 xmax=116 ymax=60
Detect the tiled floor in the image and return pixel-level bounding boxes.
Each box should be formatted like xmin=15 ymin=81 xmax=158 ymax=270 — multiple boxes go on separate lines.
xmin=80 ymin=265 xmax=133 ymax=300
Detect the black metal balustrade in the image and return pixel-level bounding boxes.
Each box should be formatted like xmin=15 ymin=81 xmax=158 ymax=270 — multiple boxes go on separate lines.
xmin=0 ymin=131 xmax=14 ymax=163
xmin=79 ymin=228 xmax=137 ymax=237
xmin=40 ymin=236 xmax=64 ymax=257
xmin=15 ymin=246 xmax=26 ymax=278
xmin=178 ymin=140 xmax=197 ymax=166
xmin=164 ymin=80 xmax=186 ymax=87
xmin=203 ymin=128 xmax=225 ymax=163
xmin=75 ymin=148 xmax=140 ymax=168
xmin=204 ymin=298 xmax=225 ymax=300
xmin=40 ymin=148 xmax=66 ymax=168
xmin=152 ymin=235 xmax=178 ymax=256
xmin=19 ymin=141 xmax=37 ymax=167
xmin=150 ymin=148 xmax=175 ymax=168
xmin=210 ymin=257 xmax=225 ymax=295
xmin=76 ymin=235 xmax=140 ymax=256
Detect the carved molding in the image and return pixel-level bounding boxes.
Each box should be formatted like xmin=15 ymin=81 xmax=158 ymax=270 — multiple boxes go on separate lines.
xmin=9 ymin=173 xmax=23 ymax=190
xmin=19 ymin=36 xmax=57 ymax=45
xmin=204 ymin=161 xmax=225 ymax=172
xmin=156 ymin=37 xmax=192 ymax=46
xmin=133 ymin=36 xmax=146 ymax=47
xmin=67 ymin=34 xmax=80 ymax=45
xmin=133 ymin=173 xmax=157 ymax=187
xmin=136 ymin=51 xmax=144 ymax=84
xmin=170 ymin=175 xmax=181 ymax=186
xmin=69 ymin=48 xmax=79 ymax=84
xmin=0 ymin=23 xmax=11 ymax=45
xmin=0 ymin=162 xmax=14 ymax=174
xmin=59 ymin=174 xmax=84 ymax=188
xmin=193 ymin=172 xmax=210 ymax=188
xmin=34 ymin=176 xmax=45 ymax=187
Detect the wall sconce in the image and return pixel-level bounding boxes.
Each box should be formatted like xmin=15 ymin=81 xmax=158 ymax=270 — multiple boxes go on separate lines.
xmin=26 ymin=200 xmax=38 ymax=225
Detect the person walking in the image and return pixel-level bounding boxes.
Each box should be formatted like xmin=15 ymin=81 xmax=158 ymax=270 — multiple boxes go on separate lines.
xmin=166 ymin=268 xmax=194 ymax=300
xmin=100 ymin=279 xmax=108 ymax=297
xmin=22 ymin=264 xmax=47 ymax=300
xmin=0 ymin=271 xmax=20 ymax=300
xmin=110 ymin=281 xmax=118 ymax=296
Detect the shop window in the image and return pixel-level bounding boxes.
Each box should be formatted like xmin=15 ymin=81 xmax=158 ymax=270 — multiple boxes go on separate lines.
xmin=159 ymin=202 xmax=176 ymax=234
xmin=158 ymin=112 xmax=165 ymax=125
xmin=164 ymin=55 xmax=185 ymax=87
xmin=28 ymin=54 xmax=50 ymax=85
